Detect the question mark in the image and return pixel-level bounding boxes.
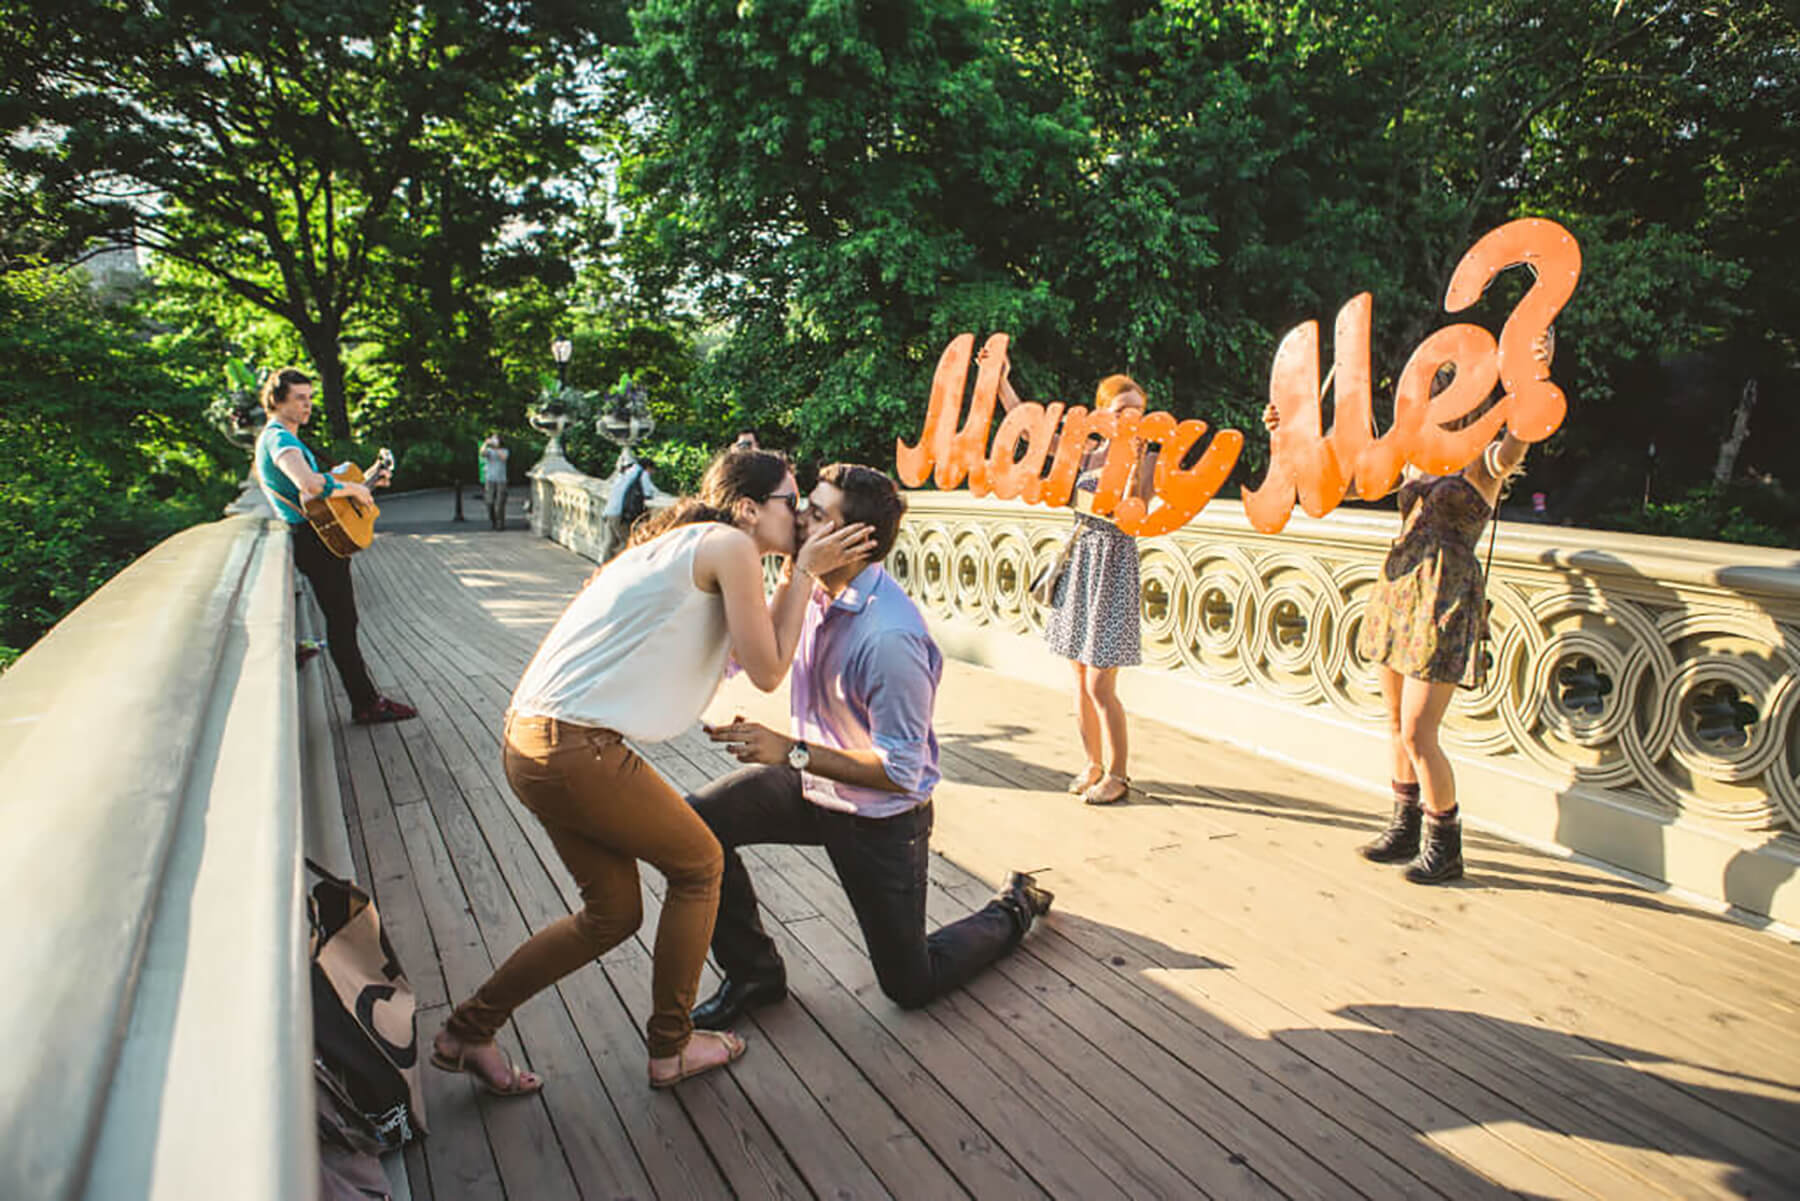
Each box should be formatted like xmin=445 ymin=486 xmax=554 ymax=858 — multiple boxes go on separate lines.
xmin=1443 ymin=217 xmax=1582 ymax=443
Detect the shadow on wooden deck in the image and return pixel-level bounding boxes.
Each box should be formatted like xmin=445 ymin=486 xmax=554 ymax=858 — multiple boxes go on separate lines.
xmin=310 ymin=494 xmax=1800 ymax=1201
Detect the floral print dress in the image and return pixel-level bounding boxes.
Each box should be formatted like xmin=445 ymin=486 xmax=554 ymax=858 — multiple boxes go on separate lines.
xmin=1357 ymin=473 xmax=1492 ymax=685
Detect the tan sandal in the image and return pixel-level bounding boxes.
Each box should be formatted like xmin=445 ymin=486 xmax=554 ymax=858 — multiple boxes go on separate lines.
xmin=649 ymin=1029 xmax=746 ymax=1089
xmin=1083 ymin=773 xmax=1131 ymax=806
xmin=1067 ymin=763 xmax=1104 ymax=794
xmin=430 ymin=1035 xmax=543 ymax=1097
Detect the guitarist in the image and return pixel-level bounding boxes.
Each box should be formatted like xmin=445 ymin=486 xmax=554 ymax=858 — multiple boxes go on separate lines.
xmin=255 ymin=368 xmax=417 ymax=725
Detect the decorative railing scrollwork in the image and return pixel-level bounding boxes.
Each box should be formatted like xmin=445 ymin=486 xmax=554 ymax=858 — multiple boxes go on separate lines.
xmin=893 ymin=492 xmax=1800 ymax=838
xmin=530 ymin=453 xmax=1800 ymax=850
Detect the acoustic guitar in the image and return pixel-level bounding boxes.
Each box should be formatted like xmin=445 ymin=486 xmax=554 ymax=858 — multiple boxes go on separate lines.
xmin=304 ymin=448 xmax=395 ymax=558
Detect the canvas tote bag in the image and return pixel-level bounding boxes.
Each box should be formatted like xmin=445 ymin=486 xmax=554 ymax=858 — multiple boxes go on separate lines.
xmin=308 ymin=859 xmax=427 ymax=1148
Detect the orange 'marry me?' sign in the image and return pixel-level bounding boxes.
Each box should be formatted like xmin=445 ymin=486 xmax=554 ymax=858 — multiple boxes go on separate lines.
xmin=896 ymin=218 xmax=1581 ymax=536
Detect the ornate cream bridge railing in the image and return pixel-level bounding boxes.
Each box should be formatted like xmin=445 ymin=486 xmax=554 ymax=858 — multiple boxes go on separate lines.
xmin=535 ymin=461 xmax=1800 ymax=925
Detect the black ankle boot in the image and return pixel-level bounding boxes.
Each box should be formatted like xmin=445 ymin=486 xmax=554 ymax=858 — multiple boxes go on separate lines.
xmin=1404 ymin=810 xmax=1464 ymax=884
xmin=1360 ymin=794 xmax=1421 ymax=863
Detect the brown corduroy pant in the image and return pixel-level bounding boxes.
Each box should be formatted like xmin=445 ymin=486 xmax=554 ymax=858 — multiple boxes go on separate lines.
xmin=445 ymin=713 xmax=724 ymax=1057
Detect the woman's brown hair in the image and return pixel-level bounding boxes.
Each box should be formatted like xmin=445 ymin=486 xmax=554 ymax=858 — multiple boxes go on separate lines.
xmin=627 ymin=448 xmax=791 ymax=547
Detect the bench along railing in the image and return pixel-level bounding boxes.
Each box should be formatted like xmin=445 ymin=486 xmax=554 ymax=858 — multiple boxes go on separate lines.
xmin=533 ymin=458 xmax=1800 ymax=925
xmin=0 ymin=492 xmax=315 ymax=1201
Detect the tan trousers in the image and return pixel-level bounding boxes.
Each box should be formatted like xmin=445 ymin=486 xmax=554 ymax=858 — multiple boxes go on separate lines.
xmin=446 ymin=713 xmax=724 ymax=1057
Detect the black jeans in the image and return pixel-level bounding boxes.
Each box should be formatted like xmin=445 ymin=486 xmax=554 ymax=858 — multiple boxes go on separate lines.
xmin=689 ymin=764 xmax=1022 ymax=1009
xmin=291 ymin=521 xmax=379 ymax=711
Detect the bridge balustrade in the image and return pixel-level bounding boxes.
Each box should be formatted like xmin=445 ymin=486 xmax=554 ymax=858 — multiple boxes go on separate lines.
xmin=534 ymin=461 xmax=1800 ymax=925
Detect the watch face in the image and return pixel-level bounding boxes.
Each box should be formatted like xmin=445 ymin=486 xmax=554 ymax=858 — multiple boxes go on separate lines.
xmin=788 ymin=743 xmax=808 ymax=769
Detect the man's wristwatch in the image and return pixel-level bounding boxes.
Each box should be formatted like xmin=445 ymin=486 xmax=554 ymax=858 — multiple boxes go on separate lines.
xmin=787 ymin=739 xmax=811 ymax=771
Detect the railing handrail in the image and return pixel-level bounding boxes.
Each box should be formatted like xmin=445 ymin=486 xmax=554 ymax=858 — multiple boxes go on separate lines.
xmin=908 ymin=491 xmax=1800 ymax=604
xmin=0 ymin=496 xmax=314 ymax=1201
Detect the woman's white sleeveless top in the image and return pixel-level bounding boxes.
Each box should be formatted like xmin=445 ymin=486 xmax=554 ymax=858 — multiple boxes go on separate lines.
xmin=510 ymin=523 xmax=730 ymax=741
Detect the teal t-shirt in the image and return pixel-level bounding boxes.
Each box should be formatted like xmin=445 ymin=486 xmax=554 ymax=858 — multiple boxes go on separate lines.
xmin=256 ymin=422 xmax=319 ymax=524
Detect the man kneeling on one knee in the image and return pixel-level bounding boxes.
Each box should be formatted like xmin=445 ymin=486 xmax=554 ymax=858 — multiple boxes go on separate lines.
xmin=692 ymin=463 xmax=1053 ymax=1024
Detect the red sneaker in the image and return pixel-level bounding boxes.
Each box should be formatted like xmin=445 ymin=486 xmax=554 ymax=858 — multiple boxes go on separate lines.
xmin=354 ymin=697 xmax=418 ymax=725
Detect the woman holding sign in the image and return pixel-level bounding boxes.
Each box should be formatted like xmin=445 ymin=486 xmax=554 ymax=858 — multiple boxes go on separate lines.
xmin=1042 ymin=374 xmax=1158 ymax=806
xmin=1262 ymin=344 xmax=1542 ymax=884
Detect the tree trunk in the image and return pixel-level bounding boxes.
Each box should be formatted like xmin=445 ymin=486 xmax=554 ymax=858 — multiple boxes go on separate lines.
xmin=1712 ymin=377 xmax=1758 ymax=489
xmin=298 ymin=321 xmax=352 ymax=449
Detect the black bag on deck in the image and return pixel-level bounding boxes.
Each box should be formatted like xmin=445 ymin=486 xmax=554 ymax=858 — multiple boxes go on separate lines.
xmin=308 ymin=858 xmax=427 ymax=1150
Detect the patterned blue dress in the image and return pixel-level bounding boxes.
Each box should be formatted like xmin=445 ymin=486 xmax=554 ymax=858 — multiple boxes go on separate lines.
xmin=1044 ymin=471 xmax=1142 ymax=669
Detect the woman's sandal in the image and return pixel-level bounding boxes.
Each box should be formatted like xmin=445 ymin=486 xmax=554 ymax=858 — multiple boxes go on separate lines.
xmin=430 ymin=1036 xmax=544 ymax=1097
xmin=1083 ymin=773 xmax=1131 ymax=806
xmin=649 ymin=1029 xmax=747 ymax=1090
xmin=1067 ymin=763 xmax=1104 ymax=794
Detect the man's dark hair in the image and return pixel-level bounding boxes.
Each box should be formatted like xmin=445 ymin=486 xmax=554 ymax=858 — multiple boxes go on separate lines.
xmin=259 ymin=367 xmax=313 ymax=413
xmin=819 ymin=463 xmax=906 ymax=563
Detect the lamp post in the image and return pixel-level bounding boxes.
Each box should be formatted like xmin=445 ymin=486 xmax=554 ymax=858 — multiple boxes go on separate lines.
xmin=551 ymin=334 xmax=573 ymax=392
xmin=532 ymin=333 xmax=577 ymax=462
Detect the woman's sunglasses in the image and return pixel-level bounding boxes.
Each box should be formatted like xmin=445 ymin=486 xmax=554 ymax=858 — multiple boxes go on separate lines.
xmin=768 ymin=491 xmax=809 ymax=514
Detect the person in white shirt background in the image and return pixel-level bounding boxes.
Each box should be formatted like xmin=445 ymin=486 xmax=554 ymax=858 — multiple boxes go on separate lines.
xmin=479 ymin=432 xmax=510 ymax=530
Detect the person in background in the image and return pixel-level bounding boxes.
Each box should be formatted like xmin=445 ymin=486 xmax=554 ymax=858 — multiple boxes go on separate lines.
xmin=1262 ymin=331 xmax=1549 ymax=884
xmin=254 ymin=368 xmax=417 ymax=725
xmin=1032 ymin=373 xmax=1155 ymax=806
xmin=598 ymin=450 xmax=662 ymax=563
xmin=732 ymin=429 xmax=760 ymax=453
xmin=431 ymin=448 xmax=875 ymax=1093
xmin=480 ymin=433 xmax=511 ymax=530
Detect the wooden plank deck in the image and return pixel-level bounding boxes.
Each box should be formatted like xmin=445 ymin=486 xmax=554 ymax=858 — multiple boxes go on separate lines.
xmin=318 ymin=492 xmax=1800 ymax=1201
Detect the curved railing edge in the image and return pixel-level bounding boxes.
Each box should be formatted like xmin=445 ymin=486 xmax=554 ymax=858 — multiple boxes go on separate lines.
xmin=0 ymin=499 xmax=316 ymax=1201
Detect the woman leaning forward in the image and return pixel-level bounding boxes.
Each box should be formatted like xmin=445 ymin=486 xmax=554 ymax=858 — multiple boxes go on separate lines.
xmin=432 ymin=450 xmax=872 ymax=1091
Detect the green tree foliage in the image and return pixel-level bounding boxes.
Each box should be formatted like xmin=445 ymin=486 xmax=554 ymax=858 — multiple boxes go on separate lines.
xmin=0 ymin=0 xmax=598 ymax=447
xmin=4 ymin=0 xmax=1794 ymax=578
xmin=0 ymin=267 xmax=240 ymax=663
xmin=611 ymin=0 xmax=1798 ymax=543
xmin=614 ymin=0 xmax=1088 ymax=462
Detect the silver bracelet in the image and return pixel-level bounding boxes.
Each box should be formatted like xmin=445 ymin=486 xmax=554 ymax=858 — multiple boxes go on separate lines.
xmin=1483 ymin=441 xmax=1505 ymax=478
